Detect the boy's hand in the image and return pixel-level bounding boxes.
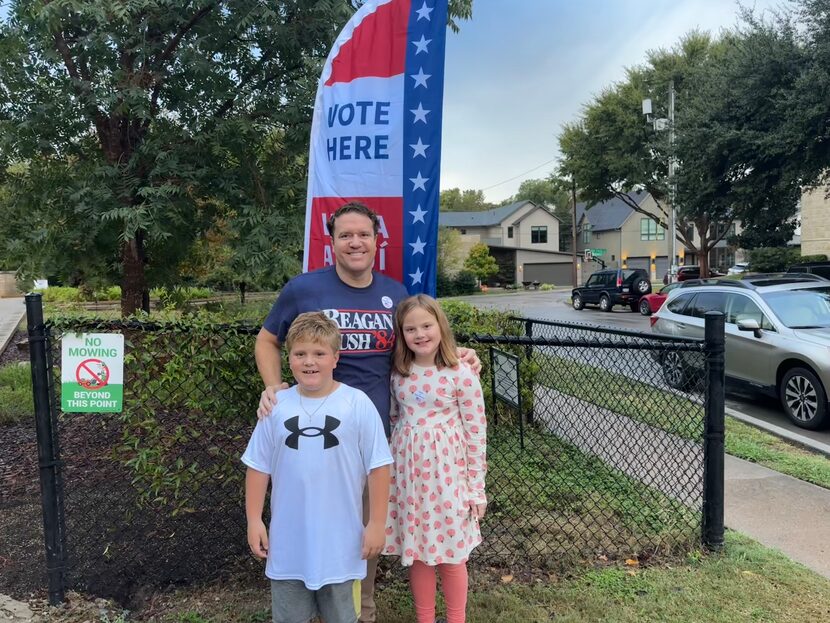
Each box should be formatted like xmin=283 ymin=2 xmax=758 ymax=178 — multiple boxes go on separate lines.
xmin=257 ymin=383 xmax=289 ymax=420
xmin=361 ymin=520 xmax=385 ymax=560
xmin=247 ymin=519 xmax=270 ymax=559
xmin=458 ymin=347 xmax=481 ymax=376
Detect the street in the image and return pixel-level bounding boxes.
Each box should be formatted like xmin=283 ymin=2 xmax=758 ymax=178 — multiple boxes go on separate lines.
xmin=456 ymin=289 xmax=830 ymax=448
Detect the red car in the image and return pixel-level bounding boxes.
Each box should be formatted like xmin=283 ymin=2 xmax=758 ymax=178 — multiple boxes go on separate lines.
xmin=638 ymin=282 xmax=682 ymax=315
xmin=662 ymin=265 xmax=724 ymax=285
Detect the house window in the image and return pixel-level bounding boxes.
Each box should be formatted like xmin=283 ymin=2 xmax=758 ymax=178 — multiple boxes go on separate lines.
xmin=531 ymin=226 xmax=547 ymax=244
xmin=507 ymin=226 xmax=514 ymax=239
xmin=460 ymin=228 xmax=466 ymax=235
xmin=582 ymin=224 xmax=591 ymax=244
xmin=640 ymin=218 xmax=665 ymax=241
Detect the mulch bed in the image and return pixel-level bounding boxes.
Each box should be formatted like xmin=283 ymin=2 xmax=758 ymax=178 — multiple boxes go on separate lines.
xmin=0 ymin=330 xmax=28 ymax=367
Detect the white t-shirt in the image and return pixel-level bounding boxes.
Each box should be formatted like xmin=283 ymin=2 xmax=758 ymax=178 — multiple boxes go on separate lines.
xmin=242 ymin=383 xmax=392 ymax=589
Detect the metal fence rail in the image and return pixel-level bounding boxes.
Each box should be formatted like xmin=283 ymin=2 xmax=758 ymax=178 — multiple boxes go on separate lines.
xmin=24 ymin=294 xmax=725 ymax=604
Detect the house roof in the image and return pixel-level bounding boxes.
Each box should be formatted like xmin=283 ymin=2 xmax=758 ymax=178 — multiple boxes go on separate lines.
xmin=575 ymin=191 xmax=648 ymax=232
xmin=439 ymin=200 xmax=556 ymax=228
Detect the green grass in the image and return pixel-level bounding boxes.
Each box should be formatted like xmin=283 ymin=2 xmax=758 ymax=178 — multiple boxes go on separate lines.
xmin=111 ymin=532 xmax=830 ymax=623
xmin=0 ymin=362 xmax=32 ymax=425
xmin=537 ymin=354 xmax=830 ymax=490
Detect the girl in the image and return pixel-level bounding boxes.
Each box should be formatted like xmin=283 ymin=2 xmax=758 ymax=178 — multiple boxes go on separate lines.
xmin=383 ymin=295 xmax=487 ymax=623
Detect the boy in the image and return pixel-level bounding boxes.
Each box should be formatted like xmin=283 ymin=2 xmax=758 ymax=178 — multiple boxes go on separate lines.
xmin=243 ymin=311 xmax=392 ymax=623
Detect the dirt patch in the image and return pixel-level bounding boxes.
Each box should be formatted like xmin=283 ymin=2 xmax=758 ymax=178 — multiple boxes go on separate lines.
xmin=0 ymin=331 xmax=28 ymax=367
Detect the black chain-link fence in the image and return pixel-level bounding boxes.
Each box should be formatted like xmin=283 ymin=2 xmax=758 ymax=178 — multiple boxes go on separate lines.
xmin=24 ymin=303 xmax=723 ymax=604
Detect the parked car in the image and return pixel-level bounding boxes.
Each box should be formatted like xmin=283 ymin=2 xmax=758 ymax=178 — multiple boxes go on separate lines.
xmin=572 ymin=268 xmax=651 ymax=312
xmin=651 ymin=275 xmax=830 ymax=429
xmin=727 ymin=262 xmax=750 ymax=275
xmin=787 ymin=261 xmax=830 ymax=280
xmin=662 ymin=265 xmax=724 ymax=284
xmin=638 ymin=282 xmax=682 ymax=316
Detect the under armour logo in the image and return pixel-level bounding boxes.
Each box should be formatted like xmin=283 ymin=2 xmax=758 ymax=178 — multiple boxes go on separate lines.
xmin=284 ymin=415 xmax=341 ymax=450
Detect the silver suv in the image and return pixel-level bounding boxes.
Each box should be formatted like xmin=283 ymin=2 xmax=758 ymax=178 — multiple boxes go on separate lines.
xmin=651 ymin=274 xmax=830 ymax=430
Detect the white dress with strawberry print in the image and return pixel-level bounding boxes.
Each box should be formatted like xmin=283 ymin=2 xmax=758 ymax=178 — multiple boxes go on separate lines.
xmin=384 ymin=362 xmax=487 ymax=566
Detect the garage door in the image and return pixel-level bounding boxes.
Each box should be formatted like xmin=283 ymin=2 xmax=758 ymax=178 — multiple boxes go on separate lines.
xmin=627 ymin=257 xmax=668 ymax=283
xmin=523 ymin=262 xmax=574 ymax=287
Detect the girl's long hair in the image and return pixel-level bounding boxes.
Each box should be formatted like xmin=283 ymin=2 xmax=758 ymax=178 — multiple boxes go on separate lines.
xmin=393 ymin=294 xmax=459 ymax=376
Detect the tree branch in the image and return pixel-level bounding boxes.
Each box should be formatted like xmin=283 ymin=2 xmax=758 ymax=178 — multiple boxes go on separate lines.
xmin=155 ymin=3 xmax=218 ymax=70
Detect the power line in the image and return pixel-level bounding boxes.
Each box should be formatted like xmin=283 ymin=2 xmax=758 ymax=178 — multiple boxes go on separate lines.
xmin=479 ymin=157 xmax=559 ymax=191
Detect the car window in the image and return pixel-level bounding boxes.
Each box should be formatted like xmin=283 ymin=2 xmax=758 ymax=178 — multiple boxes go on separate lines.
xmin=687 ymin=292 xmax=727 ymax=318
xmin=603 ymin=272 xmax=617 ymax=287
xmin=586 ymin=274 xmax=601 ymax=286
xmin=762 ymin=287 xmax=830 ymax=328
xmin=666 ymin=293 xmax=694 ymax=314
xmin=811 ymin=266 xmax=830 ymax=279
xmin=724 ymin=294 xmax=775 ymax=331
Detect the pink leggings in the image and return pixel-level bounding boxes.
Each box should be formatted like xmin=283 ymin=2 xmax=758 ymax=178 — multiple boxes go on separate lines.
xmin=409 ymin=560 xmax=469 ymax=623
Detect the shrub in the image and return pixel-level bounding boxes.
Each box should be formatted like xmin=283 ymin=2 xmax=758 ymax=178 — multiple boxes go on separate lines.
xmin=799 ymin=254 xmax=828 ymax=263
xmin=436 ymin=271 xmax=456 ymax=297
xmin=453 ymin=270 xmax=478 ymax=295
xmin=539 ymin=283 xmax=556 ymax=291
xmin=0 ymin=363 xmax=33 ymax=426
xmin=747 ymin=247 xmax=799 ymax=272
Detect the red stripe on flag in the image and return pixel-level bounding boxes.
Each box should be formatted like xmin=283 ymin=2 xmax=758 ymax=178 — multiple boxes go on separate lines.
xmin=324 ymin=0 xmax=411 ymax=86
xmin=308 ymin=197 xmax=404 ymax=282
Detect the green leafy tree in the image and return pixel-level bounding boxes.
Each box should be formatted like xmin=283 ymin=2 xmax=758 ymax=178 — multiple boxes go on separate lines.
xmin=437 ymin=226 xmax=464 ymax=276
xmin=0 ymin=1 xmax=473 ymax=314
xmin=463 ymin=242 xmax=498 ymax=286
xmin=440 ymin=188 xmax=493 ymax=212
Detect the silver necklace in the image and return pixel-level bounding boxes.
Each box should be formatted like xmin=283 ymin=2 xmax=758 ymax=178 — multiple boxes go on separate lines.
xmin=298 ymin=386 xmax=335 ymax=418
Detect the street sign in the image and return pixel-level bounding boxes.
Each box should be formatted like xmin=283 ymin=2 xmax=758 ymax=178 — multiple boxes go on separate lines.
xmin=583 ymin=249 xmax=593 ymax=262
xmin=61 ymin=333 xmax=124 ymax=413
xmin=590 ymin=248 xmax=606 ymax=257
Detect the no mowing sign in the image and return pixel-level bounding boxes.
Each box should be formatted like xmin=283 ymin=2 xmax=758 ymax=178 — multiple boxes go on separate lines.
xmin=61 ymin=333 xmax=124 ymax=413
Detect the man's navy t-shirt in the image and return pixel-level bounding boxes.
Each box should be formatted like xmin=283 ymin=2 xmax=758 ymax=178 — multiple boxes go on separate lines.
xmin=262 ymin=267 xmax=408 ymax=436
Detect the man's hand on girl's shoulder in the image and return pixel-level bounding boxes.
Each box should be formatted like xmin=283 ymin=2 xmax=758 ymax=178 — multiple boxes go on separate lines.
xmin=457 ymin=347 xmax=481 ymax=376
xmin=257 ymin=383 xmax=289 ymax=419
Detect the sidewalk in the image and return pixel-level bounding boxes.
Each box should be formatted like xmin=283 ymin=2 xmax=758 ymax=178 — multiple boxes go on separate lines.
xmin=0 ymin=297 xmax=25 ymax=357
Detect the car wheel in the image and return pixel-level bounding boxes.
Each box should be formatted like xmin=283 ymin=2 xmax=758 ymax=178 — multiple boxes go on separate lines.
xmin=599 ymin=295 xmax=612 ymax=312
xmin=639 ymin=299 xmax=652 ymax=316
xmin=662 ymin=352 xmax=691 ymax=390
xmin=572 ymin=294 xmax=584 ymax=310
xmin=634 ymin=278 xmax=651 ymax=295
xmin=779 ymin=367 xmax=828 ymax=430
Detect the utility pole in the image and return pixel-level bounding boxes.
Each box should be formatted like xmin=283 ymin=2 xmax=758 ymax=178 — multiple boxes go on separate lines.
xmin=668 ymin=80 xmax=677 ymax=282
xmin=571 ymin=177 xmax=578 ymax=287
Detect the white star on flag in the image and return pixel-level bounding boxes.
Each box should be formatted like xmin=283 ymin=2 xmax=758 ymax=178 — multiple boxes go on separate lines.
xmin=410 ymin=138 xmax=429 ymax=158
xmin=410 ymin=205 xmax=427 ymax=223
xmin=412 ymin=35 xmax=431 ymax=54
xmin=415 ymin=2 xmax=433 ymax=21
xmin=410 ymin=172 xmax=428 ymax=191
xmin=409 ymin=237 xmax=426 ymax=255
xmin=410 ymin=103 xmax=430 ymax=124
xmin=411 ymin=67 xmax=431 ymax=89
xmin=409 ymin=267 xmax=424 ymax=285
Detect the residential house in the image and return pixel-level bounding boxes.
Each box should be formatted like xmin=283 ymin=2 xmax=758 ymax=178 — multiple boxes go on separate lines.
xmin=800 ymin=185 xmax=830 ymax=257
xmin=439 ymin=200 xmax=573 ymax=285
xmin=576 ymin=191 xmax=745 ymax=283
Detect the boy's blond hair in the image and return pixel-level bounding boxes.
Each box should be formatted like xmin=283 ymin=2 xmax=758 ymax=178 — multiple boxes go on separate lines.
xmin=285 ymin=312 xmax=341 ymax=354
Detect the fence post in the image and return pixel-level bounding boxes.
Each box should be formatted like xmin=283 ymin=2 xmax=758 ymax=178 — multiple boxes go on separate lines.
xmin=703 ymin=311 xmax=725 ymax=550
xmin=26 ymin=293 xmax=67 ymax=604
xmin=524 ymin=320 xmax=534 ymax=425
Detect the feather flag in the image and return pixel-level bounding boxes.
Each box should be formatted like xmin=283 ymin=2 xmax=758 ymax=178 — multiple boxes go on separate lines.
xmin=303 ymin=0 xmax=448 ymax=296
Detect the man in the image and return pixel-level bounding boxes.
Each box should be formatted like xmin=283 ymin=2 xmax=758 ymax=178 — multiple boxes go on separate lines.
xmin=256 ymin=202 xmax=479 ymax=623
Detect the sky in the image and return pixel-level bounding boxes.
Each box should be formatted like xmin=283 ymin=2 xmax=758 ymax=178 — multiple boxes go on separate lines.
xmin=441 ymin=0 xmax=781 ymax=202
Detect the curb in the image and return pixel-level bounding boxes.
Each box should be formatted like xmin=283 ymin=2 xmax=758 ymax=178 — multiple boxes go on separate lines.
xmin=726 ymin=405 xmax=830 ymax=458
xmin=0 ymin=310 xmax=25 ymax=360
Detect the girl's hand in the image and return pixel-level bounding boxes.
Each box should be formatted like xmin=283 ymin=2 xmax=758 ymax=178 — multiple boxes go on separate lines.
xmin=362 ymin=520 xmax=385 ymax=559
xmin=469 ymin=500 xmax=487 ymax=520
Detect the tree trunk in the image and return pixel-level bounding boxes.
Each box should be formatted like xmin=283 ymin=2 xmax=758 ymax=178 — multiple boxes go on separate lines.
xmin=121 ymin=233 xmax=148 ymax=316
xmin=698 ymin=219 xmax=711 ymax=278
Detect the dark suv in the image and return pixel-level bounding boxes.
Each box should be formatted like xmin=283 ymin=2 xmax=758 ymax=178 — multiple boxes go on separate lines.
xmin=787 ymin=262 xmax=830 ymax=280
xmin=572 ymin=268 xmax=652 ymax=312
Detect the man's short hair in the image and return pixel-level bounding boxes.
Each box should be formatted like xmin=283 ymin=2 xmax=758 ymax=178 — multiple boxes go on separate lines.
xmin=326 ymin=202 xmax=381 ymax=237
xmin=285 ymin=312 xmax=341 ymax=354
